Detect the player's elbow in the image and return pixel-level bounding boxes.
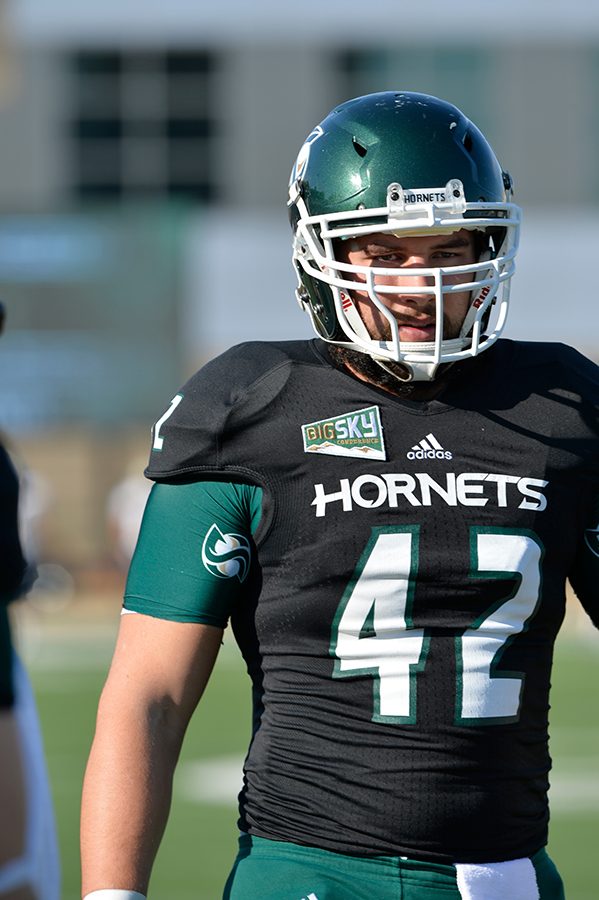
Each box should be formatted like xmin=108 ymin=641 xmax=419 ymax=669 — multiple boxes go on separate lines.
xmin=94 ymin=681 xmax=188 ymax=763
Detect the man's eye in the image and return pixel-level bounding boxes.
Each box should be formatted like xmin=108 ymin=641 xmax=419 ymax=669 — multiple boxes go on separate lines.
xmin=374 ymin=253 xmax=401 ymax=263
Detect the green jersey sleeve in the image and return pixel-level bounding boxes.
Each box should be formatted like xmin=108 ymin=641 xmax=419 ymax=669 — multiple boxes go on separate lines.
xmin=123 ymin=480 xmax=263 ymax=626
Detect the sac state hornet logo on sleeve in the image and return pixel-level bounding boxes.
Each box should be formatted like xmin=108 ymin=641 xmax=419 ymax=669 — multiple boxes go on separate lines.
xmin=202 ymin=524 xmax=251 ymax=582
xmin=584 ymin=522 xmax=599 ymax=558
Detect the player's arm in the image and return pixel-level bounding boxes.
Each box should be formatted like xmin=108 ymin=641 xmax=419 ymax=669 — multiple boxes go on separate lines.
xmin=80 ymin=613 xmax=223 ymax=897
xmin=0 ymin=450 xmax=42 ymax=900
xmin=0 ymin=617 xmax=28 ymax=898
xmin=0 ymin=715 xmax=30 ymax=900
xmin=569 ymin=492 xmax=599 ymax=629
xmin=0 ymin=710 xmax=25 ymax=870
xmin=81 ymin=479 xmax=262 ymax=898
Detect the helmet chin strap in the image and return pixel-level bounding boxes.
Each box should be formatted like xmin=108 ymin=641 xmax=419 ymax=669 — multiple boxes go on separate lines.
xmin=371 ymin=355 xmax=441 ymax=383
xmin=370 ymin=338 xmax=469 ymax=382
xmin=338 ymin=289 xmax=467 ymax=383
xmin=457 ymin=248 xmax=497 ymax=346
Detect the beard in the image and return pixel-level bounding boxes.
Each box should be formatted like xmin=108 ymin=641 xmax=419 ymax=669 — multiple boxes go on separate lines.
xmin=326 ymin=309 xmax=463 ymax=389
xmin=327 ymin=344 xmax=417 ymax=391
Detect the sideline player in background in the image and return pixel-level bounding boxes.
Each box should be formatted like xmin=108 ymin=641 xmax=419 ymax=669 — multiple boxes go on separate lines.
xmin=81 ymin=92 xmax=599 ymax=900
xmin=0 ymin=304 xmax=60 ymax=900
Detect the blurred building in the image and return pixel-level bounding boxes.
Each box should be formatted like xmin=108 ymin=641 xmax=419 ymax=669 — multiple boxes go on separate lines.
xmin=1 ymin=0 xmax=598 ymax=569
xmin=4 ymin=1 xmax=599 ymax=212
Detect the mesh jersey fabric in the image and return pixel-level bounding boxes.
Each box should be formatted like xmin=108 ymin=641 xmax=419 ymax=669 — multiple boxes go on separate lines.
xmin=128 ymin=337 xmax=599 ymax=863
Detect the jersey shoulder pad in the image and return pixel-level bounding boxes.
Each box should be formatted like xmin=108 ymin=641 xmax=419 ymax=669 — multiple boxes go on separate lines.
xmin=501 ymin=340 xmax=599 ymax=399
xmin=553 ymin=342 xmax=599 ymax=395
xmin=145 ymin=341 xmax=310 ymax=481
xmin=535 ymin=342 xmax=599 ymax=424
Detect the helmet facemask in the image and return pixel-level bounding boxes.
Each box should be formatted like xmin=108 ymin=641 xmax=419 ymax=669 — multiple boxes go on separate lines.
xmin=292 ymin=179 xmax=520 ymax=382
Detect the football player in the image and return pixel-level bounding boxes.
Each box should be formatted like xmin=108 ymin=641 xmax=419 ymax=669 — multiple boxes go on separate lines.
xmin=81 ymin=93 xmax=599 ymax=900
xmin=0 ymin=304 xmax=60 ymax=900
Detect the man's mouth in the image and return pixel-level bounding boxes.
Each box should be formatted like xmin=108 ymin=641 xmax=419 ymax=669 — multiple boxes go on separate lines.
xmin=397 ymin=319 xmax=436 ymax=342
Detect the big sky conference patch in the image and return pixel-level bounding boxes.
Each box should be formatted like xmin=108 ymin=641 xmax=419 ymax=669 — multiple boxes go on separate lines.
xmin=302 ymin=406 xmax=386 ymax=461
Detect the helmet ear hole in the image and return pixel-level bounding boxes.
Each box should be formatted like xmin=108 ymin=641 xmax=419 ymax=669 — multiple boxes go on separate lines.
xmin=296 ymin=269 xmax=344 ymax=342
xmin=474 ymin=228 xmax=507 ymax=262
xmin=485 ymin=227 xmax=508 ymax=258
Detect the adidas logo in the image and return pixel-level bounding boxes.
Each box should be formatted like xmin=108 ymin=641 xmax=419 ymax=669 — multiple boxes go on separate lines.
xmin=406 ymin=432 xmax=453 ymax=461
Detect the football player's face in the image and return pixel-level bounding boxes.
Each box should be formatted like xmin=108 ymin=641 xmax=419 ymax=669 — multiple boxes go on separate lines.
xmin=335 ymin=229 xmax=478 ymax=343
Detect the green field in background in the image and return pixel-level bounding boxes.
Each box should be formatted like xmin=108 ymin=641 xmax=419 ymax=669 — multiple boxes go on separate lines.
xmin=18 ymin=598 xmax=599 ymax=900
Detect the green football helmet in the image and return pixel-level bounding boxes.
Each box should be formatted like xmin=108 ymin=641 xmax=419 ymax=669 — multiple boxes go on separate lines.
xmin=288 ymin=91 xmax=521 ymax=381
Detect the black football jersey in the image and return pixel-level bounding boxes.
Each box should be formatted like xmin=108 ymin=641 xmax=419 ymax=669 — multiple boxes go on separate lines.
xmin=0 ymin=444 xmax=27 ymax=707
xmin=144 ymin=338 xmax=599 ymax=863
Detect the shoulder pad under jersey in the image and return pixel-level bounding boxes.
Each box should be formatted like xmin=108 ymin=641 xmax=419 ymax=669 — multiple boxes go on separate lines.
xmin=145 ymin=340 xmax=316 ymax=481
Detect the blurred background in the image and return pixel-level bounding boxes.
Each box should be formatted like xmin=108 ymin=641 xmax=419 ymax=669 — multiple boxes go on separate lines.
xmin=0 ymin=1 xmax=598 ymax=898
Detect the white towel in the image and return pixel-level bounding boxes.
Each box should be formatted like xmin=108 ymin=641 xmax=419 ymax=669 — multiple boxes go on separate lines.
xmin=455 ymin=857 xmax=539 ymax=900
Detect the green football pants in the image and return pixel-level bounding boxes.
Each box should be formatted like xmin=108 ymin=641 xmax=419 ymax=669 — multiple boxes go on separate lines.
xmin=223 ymin=834 xmax=565 ymax=899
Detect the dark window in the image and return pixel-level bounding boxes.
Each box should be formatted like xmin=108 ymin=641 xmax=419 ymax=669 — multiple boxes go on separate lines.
xmin=67 ymin=49 xmax=219 ymax=203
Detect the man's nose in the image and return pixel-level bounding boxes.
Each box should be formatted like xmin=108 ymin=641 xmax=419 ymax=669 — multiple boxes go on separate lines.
xmin=393 ymin=266 xmax=435 ymax=297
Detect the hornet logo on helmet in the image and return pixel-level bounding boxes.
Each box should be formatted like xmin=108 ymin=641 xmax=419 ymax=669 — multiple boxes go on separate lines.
xmin=289 ymin=125 xmax=324 ymax=190
xmin=202 ymin=524 xmax=251 ymax=582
